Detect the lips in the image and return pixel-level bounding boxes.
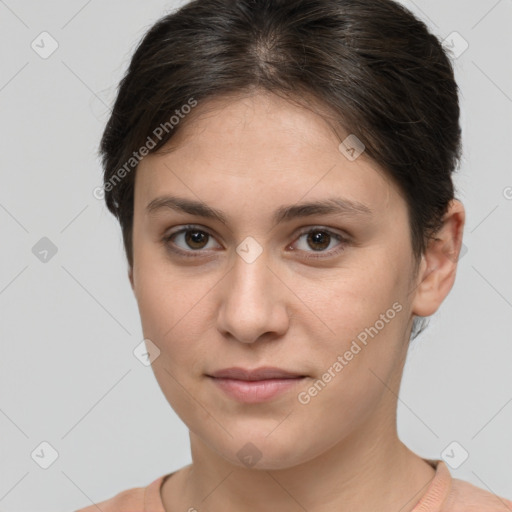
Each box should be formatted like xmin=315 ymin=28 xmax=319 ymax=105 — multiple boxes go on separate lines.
xmin=207 ymin=367 xmax=307 ymax=403
xmin=208 ymin=366 xmax=306 ymax=381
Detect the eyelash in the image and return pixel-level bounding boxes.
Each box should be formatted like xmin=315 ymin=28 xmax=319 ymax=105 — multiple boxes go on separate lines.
xmin=161 ymin=224 xmax=349 ymax=260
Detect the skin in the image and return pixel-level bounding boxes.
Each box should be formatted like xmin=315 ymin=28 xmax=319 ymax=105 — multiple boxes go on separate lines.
xmin=128 ymin=90 xmax=465 ymax=512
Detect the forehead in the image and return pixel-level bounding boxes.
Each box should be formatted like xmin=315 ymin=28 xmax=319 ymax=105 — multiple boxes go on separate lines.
xmin=135 ymin=92 xmax=401 ymax=217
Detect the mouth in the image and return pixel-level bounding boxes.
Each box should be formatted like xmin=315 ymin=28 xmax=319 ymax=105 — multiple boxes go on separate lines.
xmin=206 ymin=367 xmax=307 ymax=403
xmin=208 ymin=366 xmax=307 ymax=380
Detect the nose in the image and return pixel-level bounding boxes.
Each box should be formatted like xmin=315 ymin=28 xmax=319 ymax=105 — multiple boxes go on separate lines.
xmin=216 ymin=250 xmax=290 ymax=344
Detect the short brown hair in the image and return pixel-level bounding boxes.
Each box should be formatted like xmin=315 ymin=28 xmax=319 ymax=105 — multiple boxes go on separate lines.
xmin=99 ymin=0 xmax=462 ymax=336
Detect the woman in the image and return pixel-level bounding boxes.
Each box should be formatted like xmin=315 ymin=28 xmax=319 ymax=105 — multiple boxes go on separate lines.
xmin=76 ymin=0 xmax=512 ymax=510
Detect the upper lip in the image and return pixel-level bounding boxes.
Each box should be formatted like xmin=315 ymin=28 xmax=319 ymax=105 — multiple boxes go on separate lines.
xmin=208 ymin=367 xmax=306 ymax=381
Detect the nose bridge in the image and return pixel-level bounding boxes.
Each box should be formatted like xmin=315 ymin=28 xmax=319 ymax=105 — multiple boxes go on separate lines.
xmin=232 ymin=248 xmax=270 ymax=300
xmin=217 ymin=246 xmax=288 ymax=343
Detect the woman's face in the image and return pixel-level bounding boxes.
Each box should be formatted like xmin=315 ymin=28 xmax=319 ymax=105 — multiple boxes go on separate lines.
xmin=130 ymin=91 xmax=423 ymax=469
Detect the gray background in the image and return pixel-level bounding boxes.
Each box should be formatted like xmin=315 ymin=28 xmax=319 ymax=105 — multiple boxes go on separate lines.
xmin=0 ymin=0 xmax=511 ymax=510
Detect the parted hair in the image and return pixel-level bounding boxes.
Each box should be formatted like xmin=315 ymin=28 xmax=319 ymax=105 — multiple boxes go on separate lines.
xmin=99 ymin=0 xmax=462 ymax=338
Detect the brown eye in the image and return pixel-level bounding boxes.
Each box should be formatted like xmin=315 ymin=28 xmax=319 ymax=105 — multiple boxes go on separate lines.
xmin=306 ymin=230 xmax=331 ymax=251
xmin=184 ymin=229 xmax=209 ymax=249
xmin=292 ymin=227 xmax=348 ymax=260
xmin=163 ymin=225 xmax=221 ymax=256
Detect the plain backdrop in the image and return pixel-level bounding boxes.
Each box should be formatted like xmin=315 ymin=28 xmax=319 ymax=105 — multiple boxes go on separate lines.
xmin=0 ymin=0 xmax=511 ymax=510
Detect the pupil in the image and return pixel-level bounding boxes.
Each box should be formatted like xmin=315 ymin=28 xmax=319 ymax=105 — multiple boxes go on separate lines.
xmin=183 ymin=230 xmax=331 ymax=251
xmin=308 ymin=231 xmax=330 ymax=251
xmin=186 ymin=230 xmax=207 ymax=249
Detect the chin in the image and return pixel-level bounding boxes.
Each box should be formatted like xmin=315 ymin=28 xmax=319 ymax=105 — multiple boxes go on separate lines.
xmin=206 ymin=428 xmax=323 ymax=471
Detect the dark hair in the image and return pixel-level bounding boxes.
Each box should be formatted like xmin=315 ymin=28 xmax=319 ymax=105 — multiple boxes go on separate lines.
xmin=99 ymin=0 xmax=462 ymax=338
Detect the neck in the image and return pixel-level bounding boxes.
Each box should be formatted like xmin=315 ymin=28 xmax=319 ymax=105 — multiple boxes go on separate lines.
xmin=167 ymin=418 xmax=435 ymax=512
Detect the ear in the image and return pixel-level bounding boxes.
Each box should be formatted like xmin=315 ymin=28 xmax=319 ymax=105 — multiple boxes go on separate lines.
xmin=411 ymin=199 xmax=466 ymax=317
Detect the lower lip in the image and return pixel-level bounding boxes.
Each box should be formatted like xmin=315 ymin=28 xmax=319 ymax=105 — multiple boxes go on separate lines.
xmin=208 ymin=376 xmax=306 ymax=403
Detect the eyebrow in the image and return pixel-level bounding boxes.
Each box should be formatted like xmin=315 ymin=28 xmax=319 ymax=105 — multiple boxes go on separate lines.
xmin=146 ymin=194 xmax=373 ymax=227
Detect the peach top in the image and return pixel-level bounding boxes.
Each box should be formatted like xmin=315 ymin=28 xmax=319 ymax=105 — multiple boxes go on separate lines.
xmin=74 ymin=459 xmax=512 ymax=511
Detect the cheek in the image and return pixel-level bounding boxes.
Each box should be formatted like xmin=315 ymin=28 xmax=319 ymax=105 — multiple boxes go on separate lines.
xmin=300 ymin=257 xmax=410 ymax=391
xmin=134 ymin=266 xmax=215 ymax=367
xmin=134 ymin=246 xmax=199 ymax=335
xmin=294 ymin=299 xmax=407 ymax=439
xmin=307 ymin=261 xmax=406 ymax=338
xmin=134 ymin=270 xmax=214 ymax=425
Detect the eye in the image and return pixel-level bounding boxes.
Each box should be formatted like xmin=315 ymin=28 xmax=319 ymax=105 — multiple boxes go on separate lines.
xmin=162 ymin=225 xmax=349 ymax=260
xmin=162 ymin=225 xmax=221 ymax=257
xmin=290 ymin=227 xmax=348 ymax=259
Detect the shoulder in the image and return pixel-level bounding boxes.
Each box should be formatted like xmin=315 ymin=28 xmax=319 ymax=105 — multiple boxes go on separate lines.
xmin=73 ymin=471 xmax=173 ymax=512
xmin=414 ymin=460 xmax=512 ymax=512
xmin=73 ymin=484 xmax=146 ymax=512
xmin=443 ymin=476 xmax=512 ymax=511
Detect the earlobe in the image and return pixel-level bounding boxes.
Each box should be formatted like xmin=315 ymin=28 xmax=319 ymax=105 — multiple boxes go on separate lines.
xmin=411 ymin=199 xmax=466 ymax=317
